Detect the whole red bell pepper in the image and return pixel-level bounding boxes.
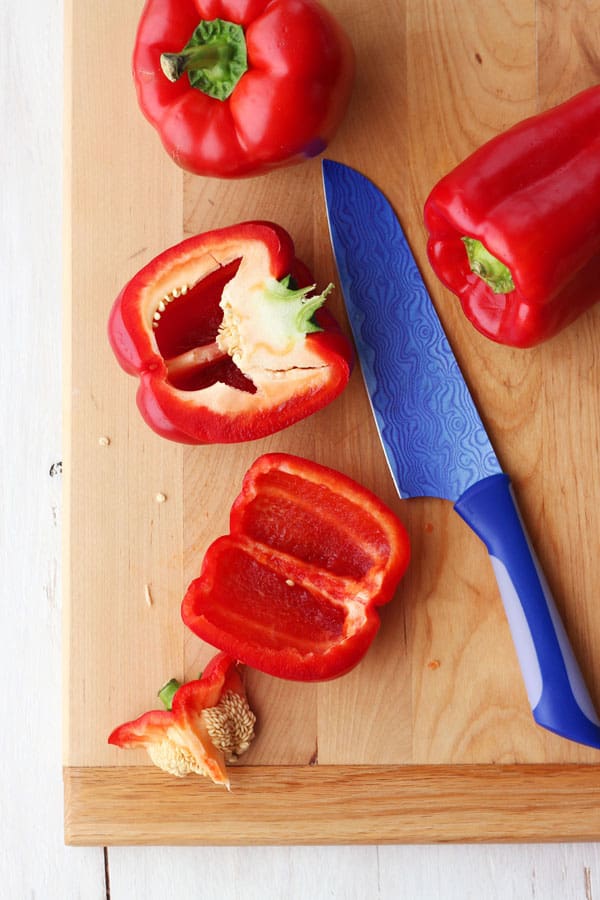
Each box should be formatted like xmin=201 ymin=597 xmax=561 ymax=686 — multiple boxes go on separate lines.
xmin=424 ymin=86 xmax=600 ymax=348
xmin=108 ymin=651 xmax=256 ymax=788
xmin=181 ymin=453 xmax=411 ymax=681
xmin=132 ymin=0 xmax=355 ymax=178
xmin=108 ymin=221 xmax=353 ymax=444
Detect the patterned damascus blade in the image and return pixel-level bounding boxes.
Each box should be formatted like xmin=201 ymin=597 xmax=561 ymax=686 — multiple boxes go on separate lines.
xmin=322 ymin=158 xmax=501 ymax=500
xmin=322 ymin=159 xmax=600 ymax=750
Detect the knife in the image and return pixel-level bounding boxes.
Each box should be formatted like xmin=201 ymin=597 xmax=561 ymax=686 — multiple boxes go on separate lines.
xmin=322 ymin=158 xmax=600 ymax=750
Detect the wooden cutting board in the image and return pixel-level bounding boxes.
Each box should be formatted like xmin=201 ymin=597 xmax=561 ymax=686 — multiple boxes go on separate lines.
xmin=63 ymin=0 xmax=600 ymax=844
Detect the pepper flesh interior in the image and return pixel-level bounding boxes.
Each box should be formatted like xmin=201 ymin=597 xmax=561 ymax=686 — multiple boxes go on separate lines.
xmin=199 ymin=542 xmax=349 ymax=652
xmin=153 ymin=258 xmax=257 ymax=393
xmin=153 ymin=254 xmax=330 ymax=394
xmin=199 ymin=466 xmax=397 ymax=653
xmin=236 ymin=469 xmax=386 ymax=579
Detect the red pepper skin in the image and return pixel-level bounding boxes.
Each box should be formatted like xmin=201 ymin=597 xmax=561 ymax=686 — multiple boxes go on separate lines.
xmin=133 ymin=0 xmax=355 ymax=178
xmin=424 ymin=86 xmax=600 ymax=348
xmin=108 ymin=221 xmax=353 ymax=444
xmin=181 ymin=453 xmax=411 ymax=681
xmin=108 ymin=651 xmax=251 ymax=786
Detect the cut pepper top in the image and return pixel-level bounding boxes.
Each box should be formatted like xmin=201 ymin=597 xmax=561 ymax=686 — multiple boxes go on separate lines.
xmin=108 ymin=651 xmax=256 ymax=789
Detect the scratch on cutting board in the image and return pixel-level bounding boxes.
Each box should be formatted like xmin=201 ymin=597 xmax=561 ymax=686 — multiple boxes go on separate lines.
xmin=128 ymin=245 xmax=148 ymax=261
xmin=585 ymin=866 xmax=593 ymax=900
xmin=144 ymin=583 xmax=153 ymax=607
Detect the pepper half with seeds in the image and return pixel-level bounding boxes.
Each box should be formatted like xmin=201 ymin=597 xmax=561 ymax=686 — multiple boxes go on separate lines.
xmin=108 ymin=221 xmax=353 ymax=443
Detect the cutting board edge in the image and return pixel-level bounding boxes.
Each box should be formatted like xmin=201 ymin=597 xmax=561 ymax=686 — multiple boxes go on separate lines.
xmin=61 ymin=0 xmax=75 ymax=772
xmin=64 ymin=763 xmax=600 ymax=846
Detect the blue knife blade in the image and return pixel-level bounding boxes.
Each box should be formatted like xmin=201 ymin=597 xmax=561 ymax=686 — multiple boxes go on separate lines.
xmin=322 ymin=158 xmax=600 ymax=750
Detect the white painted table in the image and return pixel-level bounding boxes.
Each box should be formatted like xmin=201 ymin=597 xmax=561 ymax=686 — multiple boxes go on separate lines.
xmin=3 ymin=2 xmax=599 ymax=896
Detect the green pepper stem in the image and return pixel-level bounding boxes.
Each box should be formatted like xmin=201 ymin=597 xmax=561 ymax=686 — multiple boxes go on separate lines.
xmin=160 ymin=18 xmax=248 ymax=101
xmin=462 ymin=237 xmax=515 ymax=294
xmin=161 ymin=46 xmax=223 ymax=83
xmin=158 ymin=678 xmax=181 ymax=711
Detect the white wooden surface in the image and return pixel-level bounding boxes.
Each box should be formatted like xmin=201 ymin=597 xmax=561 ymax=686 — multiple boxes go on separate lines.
xmin=3 ymin=1 xmax=600 ymax=897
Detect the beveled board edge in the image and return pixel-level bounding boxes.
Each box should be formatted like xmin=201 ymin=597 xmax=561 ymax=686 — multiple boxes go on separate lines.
xmin=61 ymin=0 xmax=74 ymax=769
xmin=64 ymin=764 xmax=600 ymax=846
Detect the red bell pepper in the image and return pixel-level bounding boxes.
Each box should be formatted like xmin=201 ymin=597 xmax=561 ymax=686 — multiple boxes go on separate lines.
xmin=181 ymin=453 xmax=411 ymax=681
xmin=424 ymin=86 xmax=600 ymax=348
xmin=132 ymin=0 xmax=355 ymax=178
xmin=108 ymin=221 xmax=353 ymax=444
xmin=108 ymin=651 xmax=255 ymax=788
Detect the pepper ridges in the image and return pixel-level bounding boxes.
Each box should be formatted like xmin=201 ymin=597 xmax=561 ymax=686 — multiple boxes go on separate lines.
xmin=424 ymin=85 xmax=600 ymax=348
xmin=132 ymin=0 xmax=355 ymax=178
xmin=181 ymin=453 xmax=411 ymax=681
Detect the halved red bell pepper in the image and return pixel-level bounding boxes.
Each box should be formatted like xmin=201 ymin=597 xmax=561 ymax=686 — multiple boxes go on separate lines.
xmin=108 ymin=221 xmax=353 ymax=443
xmin=181 ymin=453 xmax=411 ymax=681
xmin=133 ymin=0 xmax=355 ymax=178
xmin=108 ymin=651 xmax=255 ymax=788
xmin=424 ymin=86 xmax=600 ymax=347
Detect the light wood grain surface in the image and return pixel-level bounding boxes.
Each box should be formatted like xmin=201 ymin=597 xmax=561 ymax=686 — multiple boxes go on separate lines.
xmin=64 ymin=0 xmax=600 ymax=845
xmin=4 ymin=0 xmax=600 ymax=895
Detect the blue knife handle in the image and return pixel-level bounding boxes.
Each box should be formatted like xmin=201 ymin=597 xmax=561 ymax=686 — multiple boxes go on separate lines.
xmin=454 ymin=473 xmax=600 ymax=749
